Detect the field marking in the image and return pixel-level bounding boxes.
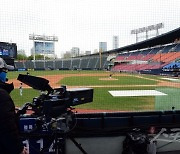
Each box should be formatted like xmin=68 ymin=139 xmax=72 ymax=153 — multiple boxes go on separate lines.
xmin=99 ymin=77 xmax=118 ymax=81
xmin=161 ymin=78 xmax=180 ymax=82
xmin=109 ymin=90 xmax=167 ymax=97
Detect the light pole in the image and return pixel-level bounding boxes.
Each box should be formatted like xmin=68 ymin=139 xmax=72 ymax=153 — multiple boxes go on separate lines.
xmin=159 ymin=50 xmax=162 ymax=69
xmin=99 ymin=48 xmax=102 ymax=70
xmin=43 ymin=41 xmax=46 ymax=69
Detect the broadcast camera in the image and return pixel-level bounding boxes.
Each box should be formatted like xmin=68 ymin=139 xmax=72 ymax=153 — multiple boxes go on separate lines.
xmin=17 ymin=73 xmax=93 ymax=128
xmin=17 ymin=74 xmax=93 ymax=117
xmin=17 ymin=74 xmax=93 ymax=153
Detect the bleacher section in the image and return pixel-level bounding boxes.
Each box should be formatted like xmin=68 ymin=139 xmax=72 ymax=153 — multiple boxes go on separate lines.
xmin=102 ymin=56 xmax=108 ymax=69
xmin=112 ymin=43 xmax=180 ymax=74
xmin=45 ymin=60 xmax=54 ymax=70
xmin=163 ymin=62 xmax=180 ymax=69
xmin=14 ymin=42 xmax=179 ymax=74
xmin=87 ymin=57 xmax=98 ymax=69
xmin=24 ymin=61 xmax=34 ymax=69
xmin=15 ymin=61 xmax=25 ymax=69
xmin=71 ymin=58 xmax=80 ymax=70
xmin=62 ymin=59 xmax=71 ymax=69
xmin=35 ymin=61 xmax=45 ymax=70
xmin=54 ymin=60 xmax=63 ymax=69
xmin=14 ymin=55 xmax=109 ymax=71
xmin=79 ymin=58 xmax=89 ymax=69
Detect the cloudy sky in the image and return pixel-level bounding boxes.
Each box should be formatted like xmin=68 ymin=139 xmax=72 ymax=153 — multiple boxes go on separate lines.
xmin=0 ymin=0 xmax=180 ymax=57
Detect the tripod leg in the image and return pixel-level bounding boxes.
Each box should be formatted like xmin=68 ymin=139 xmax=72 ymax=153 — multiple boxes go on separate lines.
xmin=70 ymin=137 xmax=88 ymax=154
xmin=54 ymin=137 xmax=65 ymax=154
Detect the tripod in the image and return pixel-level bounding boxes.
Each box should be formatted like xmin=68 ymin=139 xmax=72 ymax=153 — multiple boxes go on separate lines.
xmin=39 ymin=131 xmax=87 ymax=154
xmin=38 ymin=115 xmax=87 ymax=154
xmin=69 ymin=136 xmax=87 ymax=154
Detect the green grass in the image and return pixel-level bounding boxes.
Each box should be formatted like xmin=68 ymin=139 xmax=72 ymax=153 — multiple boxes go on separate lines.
xmin=9 ymin=70 xmax=179 ymax=112
xmin=11 ymin=88 xmax=40 ymax=107
xmin=75 ymin=87 xmax=155 ymax=111
xmin=60 ymin=76 xmax=157 ymax=86
xmin=155 ymin=87 xmax=180 ymax=110
xmin=134 ymin=74 xmax=164 ymax=81
xmin=11 ymin=86 xmax=155 ymax=111
xmin=7 ymin=70 xmax=108 ymax=79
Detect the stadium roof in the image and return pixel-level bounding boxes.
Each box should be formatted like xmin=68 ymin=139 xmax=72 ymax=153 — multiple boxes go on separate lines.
xmin=107 ymin=27 xmax=180 ymax=54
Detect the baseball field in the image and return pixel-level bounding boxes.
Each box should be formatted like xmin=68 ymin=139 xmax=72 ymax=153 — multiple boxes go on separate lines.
xmin=8 ymin=70 xmax=180 ymax=113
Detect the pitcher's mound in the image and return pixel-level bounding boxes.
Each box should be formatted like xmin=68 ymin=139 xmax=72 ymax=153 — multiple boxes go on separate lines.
xmin=99 ymin=77 xmax=118 ymax=81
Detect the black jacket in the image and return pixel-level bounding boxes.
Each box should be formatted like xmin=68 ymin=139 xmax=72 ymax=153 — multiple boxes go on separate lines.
xmin=0 ymin=81 xmax=24 ymax=154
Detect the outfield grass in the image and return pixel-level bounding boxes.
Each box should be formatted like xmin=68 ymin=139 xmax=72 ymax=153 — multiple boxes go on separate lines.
xmin=155 ymin=87 xmax=180 ymax=111
xmin=11 ymin=88 xmax=39 ymax=107
xmin=8 ymin=70 xmax=108 ymax=79
xmin=11 ymin=87 xmax=155 ymax=111
xmin=60 ymin=76 xmax=157 ymax=86
xmin=76 ymin=87 xmax=155 ymax=111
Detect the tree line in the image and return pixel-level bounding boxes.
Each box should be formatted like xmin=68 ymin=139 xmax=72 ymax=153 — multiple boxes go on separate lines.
xmin=16 ymin=54 xmax=51 ymax=60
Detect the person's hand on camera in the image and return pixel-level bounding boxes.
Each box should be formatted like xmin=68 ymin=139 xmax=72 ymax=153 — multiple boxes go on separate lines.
xmin=20 ymin=147 xmax=29 ymax=154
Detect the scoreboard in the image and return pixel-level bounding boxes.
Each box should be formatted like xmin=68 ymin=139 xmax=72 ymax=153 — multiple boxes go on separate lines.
xmin=0 ymin=42 xmax=17 ymax=59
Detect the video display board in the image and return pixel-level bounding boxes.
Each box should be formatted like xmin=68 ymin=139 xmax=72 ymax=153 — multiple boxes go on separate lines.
xmin=0 ymin=42 xmax=17 ymax=58
xmin=35 ymin=41 xmax=54 ymax=54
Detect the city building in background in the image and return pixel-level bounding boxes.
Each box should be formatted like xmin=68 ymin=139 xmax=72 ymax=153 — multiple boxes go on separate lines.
xmin=85 ymin=51 xmax=91 ymax=55
xmin=63 ymin=51 xmax=71 ymax=59
xmin=99 ymin=42 xmax=107 ymax=52
xmin=113 ymin=36 xmax=119 ymax=49
xmin=71 ymin=47 xmax=80 ymax=57
xmin=93 ymin=49 xmax=98 ymax=54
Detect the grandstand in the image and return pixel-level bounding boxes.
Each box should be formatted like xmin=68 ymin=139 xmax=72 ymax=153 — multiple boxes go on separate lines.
xmin=112 ymin=43 xmax=180 ymax=74
xmin=10 ymin=27 xmax=180 ymax=154
xmin=2 ymin=0 xmax=180 ymax=153
xmin=110 ymin=27 xmax=180 ymax=75
xmin=14 ymin=27 xmax=180 ymax=77
xmin=14 ymin=55 xmax=109 ymax=71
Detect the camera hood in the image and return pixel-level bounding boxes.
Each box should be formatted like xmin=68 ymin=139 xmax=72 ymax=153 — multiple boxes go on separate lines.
xmin=17 ymin=74 xmax=53 ymax=92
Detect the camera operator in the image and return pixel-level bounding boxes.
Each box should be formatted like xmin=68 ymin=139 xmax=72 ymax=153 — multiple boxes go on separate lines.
xmin=0 ymin=58 xmax=28 ymax=154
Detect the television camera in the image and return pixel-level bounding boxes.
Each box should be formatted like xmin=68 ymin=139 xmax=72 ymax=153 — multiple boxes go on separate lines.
xmin=17 ymin=74 xmax=93 ymax=154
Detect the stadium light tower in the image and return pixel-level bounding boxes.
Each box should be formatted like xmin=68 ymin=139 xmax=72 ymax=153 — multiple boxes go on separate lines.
xmin=131 ymin=23 xmax=164 ymax=43
xmin=29 ymin=34 xmax=58 ymax=59
xmin=29 ymin=34 xmax=58 ymax=68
